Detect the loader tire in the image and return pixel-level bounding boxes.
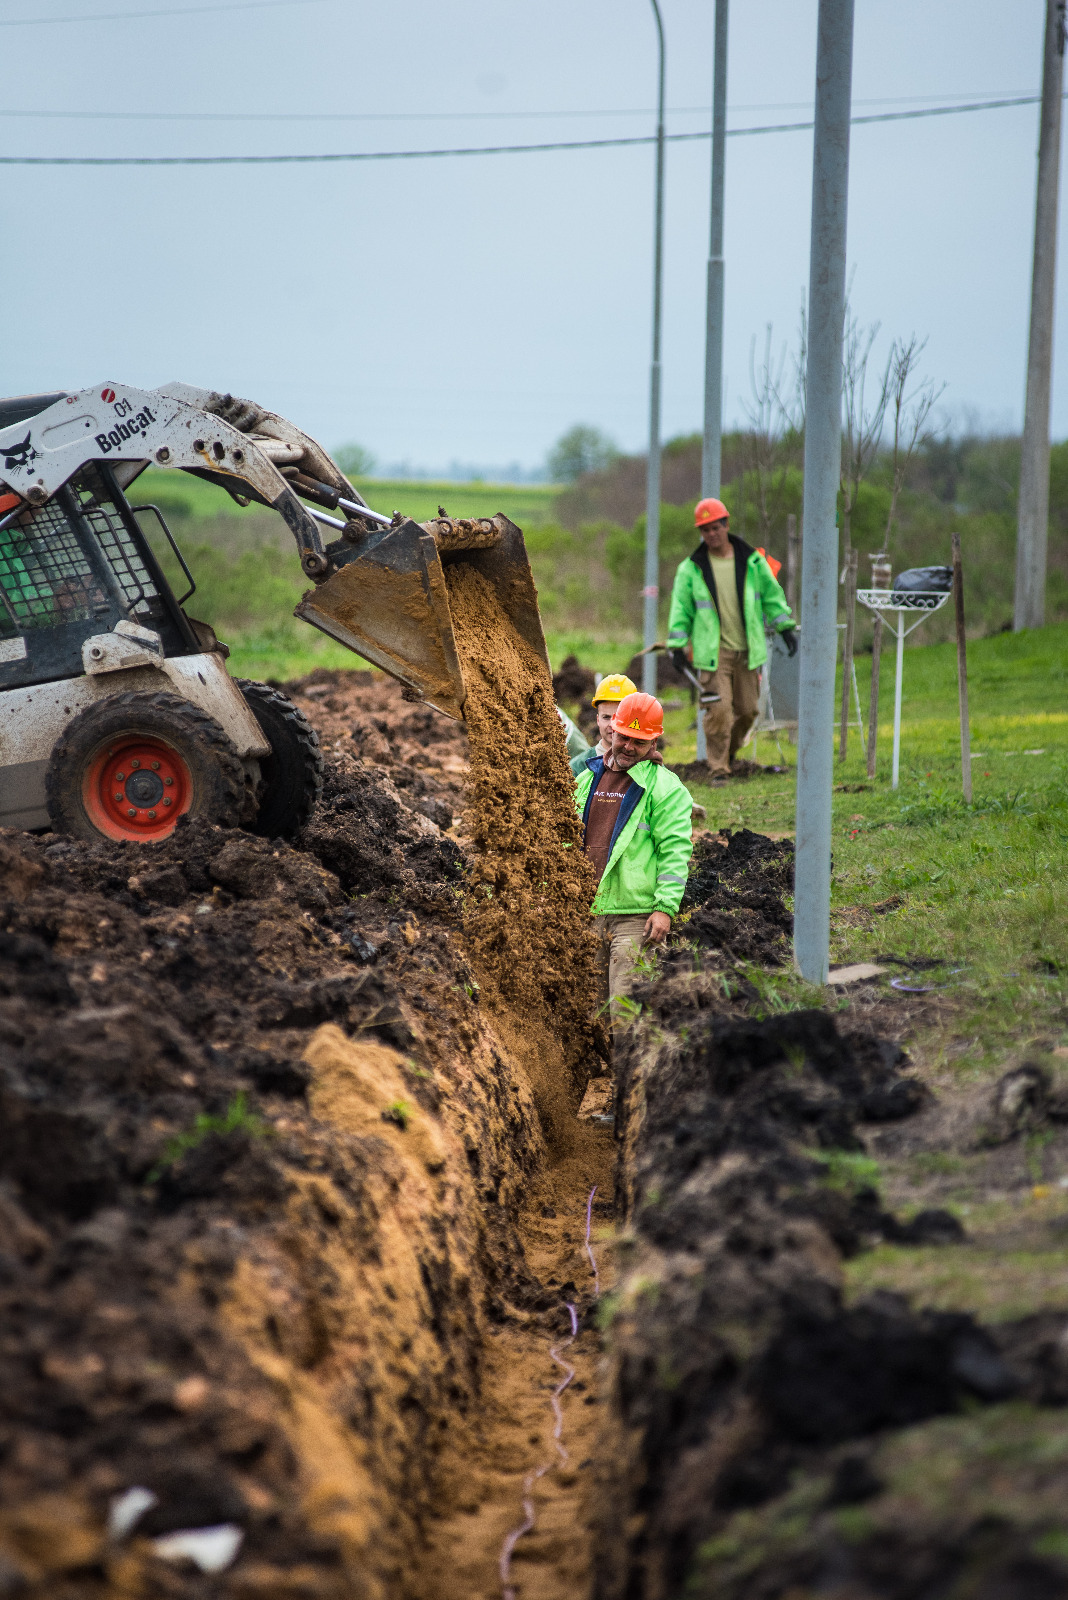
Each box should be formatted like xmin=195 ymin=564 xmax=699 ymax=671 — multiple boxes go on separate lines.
xmin=236 ymin=679 xmax=323 ymax=840
xmin=46 ymin=690 xmax=247 ymax=844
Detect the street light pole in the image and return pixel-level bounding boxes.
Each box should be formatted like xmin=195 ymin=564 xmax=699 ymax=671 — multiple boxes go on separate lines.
xmin=793 ymin=0 xmax=855 ymax=985
xmin=701 ymin=0 xmax=729 ymax=499
xmin=1014 ymin=0 xmax=1066 ymax=632
xmin=642 ymin=0 xmax=666 ymax=697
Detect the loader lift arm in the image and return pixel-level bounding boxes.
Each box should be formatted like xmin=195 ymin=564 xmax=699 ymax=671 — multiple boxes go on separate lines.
xmin=0 ymin=381 xmax=548 ymax=721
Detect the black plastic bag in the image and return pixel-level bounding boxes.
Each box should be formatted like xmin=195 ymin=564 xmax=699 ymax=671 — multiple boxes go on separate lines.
xmin=890 ymin=565 xmax=952 ymax=604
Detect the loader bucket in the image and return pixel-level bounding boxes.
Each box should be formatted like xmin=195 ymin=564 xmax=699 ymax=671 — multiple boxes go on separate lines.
xmin=293 ymin=514 xmax=549 ymax=721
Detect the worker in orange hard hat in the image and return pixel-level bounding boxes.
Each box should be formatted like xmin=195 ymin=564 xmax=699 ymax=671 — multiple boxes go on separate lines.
xmin=667 ymin=499 xmax=797 ymax=781
xmin=573 ymin=692 xmax=693 ymax=1065
xmin=569 ymin=671 xmax=638 ymax=777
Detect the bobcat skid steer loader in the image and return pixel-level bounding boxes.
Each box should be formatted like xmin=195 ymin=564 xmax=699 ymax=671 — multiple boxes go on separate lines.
xmin=0 ymin=381 xmax=547 ymax=843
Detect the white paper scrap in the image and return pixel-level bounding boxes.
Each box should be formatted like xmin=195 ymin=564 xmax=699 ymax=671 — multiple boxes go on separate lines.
xmin=151 ymin=1524 xmax=244 ymax=1573
xmin=108 ymin=1486 xmax=158 ymax=1540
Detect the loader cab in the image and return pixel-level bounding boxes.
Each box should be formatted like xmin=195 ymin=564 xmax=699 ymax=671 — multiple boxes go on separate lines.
xmin=0 ymin=459 xmax=196 ymax=692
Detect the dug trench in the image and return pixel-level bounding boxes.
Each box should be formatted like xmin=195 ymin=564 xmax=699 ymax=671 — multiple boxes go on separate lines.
xmin=0 ymin=547 xmax=619 ymax=1599
xmin=2 ymin=643 xmax=1068 ymax=1600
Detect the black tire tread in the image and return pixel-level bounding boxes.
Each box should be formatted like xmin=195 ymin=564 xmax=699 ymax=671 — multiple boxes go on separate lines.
xmin=235 ymin=679 xmax=323 ymax=839
xmin=46 ymin=689 xmax=247 ymax=842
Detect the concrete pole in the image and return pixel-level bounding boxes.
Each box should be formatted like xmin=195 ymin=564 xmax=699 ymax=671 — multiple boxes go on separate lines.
xmin=642 ymin=0 xmax=667 ymax=696
xmin=793 ymin=0 xmax=854 ymax=985
xmin=701 ymin=0 xmax=729 ymax=498
xmin=1015 ymin=0 xmax=1065 ymax=632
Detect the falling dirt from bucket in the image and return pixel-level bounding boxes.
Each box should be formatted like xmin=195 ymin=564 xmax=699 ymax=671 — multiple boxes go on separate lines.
xmin=444 ymin=562 xmax=604 ymax=1111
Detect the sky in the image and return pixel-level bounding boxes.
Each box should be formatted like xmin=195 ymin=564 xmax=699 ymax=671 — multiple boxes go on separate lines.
xmin=0 ymin=0 xmax=1063 ymax=474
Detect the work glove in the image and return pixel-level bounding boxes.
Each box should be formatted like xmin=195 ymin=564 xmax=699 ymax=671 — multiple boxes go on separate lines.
xmin=670 ymin=648 xmax=689 ymax=677
xmin=780 ymin=627 xmax=799 ymax=658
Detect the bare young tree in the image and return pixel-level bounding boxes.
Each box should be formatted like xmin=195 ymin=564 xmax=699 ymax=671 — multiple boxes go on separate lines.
xmin=840 ymin=310 xmax=892 ymax=563
xmin=882 ymin=335 xmax=945 ymax=551
xmin=786 ymin=296 xmax=808 ymax=438
xmin=740 ymin=324 xmax=801 ymax=547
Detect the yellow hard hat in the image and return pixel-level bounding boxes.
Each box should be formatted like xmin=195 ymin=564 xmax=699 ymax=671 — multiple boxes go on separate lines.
xmin=592 ymin=672 xmax=638 ymax=706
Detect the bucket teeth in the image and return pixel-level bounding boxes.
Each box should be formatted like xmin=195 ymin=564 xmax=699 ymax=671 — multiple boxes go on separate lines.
xmin=429 ymin=517 xmax=501 ymax=551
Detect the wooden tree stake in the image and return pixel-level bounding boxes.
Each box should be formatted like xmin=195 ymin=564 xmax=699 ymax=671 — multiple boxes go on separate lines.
xmin=838 ymin=548 xmax=858 ymax=760
xmin=867 ymin=612 xmax=882 ymax=779
xmin=953 ymin=531 xmax=972 ymax=803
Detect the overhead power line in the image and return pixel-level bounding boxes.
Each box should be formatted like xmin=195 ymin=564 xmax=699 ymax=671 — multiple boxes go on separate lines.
xmin=0 ymin=0 xmax=326 ymax=24
xmin=0 ymin=92 xmax=1050 ymax=165
xmin=0 ymin=90 xmax=1031 ymax=123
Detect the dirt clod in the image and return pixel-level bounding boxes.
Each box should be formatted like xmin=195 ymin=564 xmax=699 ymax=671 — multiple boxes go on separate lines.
xmin=671 ymin=827 xmax=795 ymax=966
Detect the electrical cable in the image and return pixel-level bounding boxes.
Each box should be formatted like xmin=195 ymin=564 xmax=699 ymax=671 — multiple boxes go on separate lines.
xmin=0 ymin=90 xmax=1032 ymax=122
xmin=0 ymin=0 xmax=327 ymax=24
xmin=584 ymin=1186 xmax=600 ymax=1299
xmin=498 ymin=1303 xmax=578 ymax=1600
xmin=496 ymin=1185 xmax=603 ymax=1596
xmin=0 ymin=92 xmax=1056 ymax=165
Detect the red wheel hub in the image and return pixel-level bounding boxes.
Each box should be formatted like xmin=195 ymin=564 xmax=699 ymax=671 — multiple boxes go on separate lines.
xmin=83 ymin=736 xmax=192 ymax=841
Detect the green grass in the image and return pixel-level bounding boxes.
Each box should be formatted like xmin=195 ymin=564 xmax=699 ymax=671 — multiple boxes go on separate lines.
xmin=687 ymin=1405 xmax=1068 ymax=1598
xmin=147 ymin=1091 xmax=268 ymax=1181
xmin=132 ymin=467 xmax=558 ymax=529
xmin=651 ymin=623 xmax=1068 ymax=1082
xmin=844 ymin=1239 xmax=1068 ymax=1322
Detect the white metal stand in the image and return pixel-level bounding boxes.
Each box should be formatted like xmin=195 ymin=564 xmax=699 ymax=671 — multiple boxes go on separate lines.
xmin=856 ymin=589 xmax=951 ymax=788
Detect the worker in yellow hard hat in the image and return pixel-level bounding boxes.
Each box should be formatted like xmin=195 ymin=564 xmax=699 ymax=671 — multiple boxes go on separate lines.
xmin=569 ymin=672 xmax=638 ymax=776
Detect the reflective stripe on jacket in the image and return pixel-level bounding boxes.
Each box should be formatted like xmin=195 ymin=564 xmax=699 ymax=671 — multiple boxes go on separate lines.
xmin=574 ymin=757 xmax=693 ymax=917
xmin=666 ymin=534 xmax=793 ymax=671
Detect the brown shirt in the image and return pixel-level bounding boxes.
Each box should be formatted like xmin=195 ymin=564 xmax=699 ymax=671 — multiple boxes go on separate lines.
xmin=583 ymin=764 xmax=634 ymax=881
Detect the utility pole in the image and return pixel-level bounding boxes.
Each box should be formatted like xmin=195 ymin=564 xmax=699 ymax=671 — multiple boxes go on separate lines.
xmin=642 ymin=0 xmax=667 ymax=696
xmin=1015 ymin=0 xmax=1066 ymax=632
xmin=701 ymin=0 xmax=729 ymax=498
xmin=793 ymin=0 xmax=854 ymax=985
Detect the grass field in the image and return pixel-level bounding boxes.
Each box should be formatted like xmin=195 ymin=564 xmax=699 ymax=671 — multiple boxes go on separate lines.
xmin=626 ymin=622 xmax=1068 ymax=1081
xmin=133 ymin=467 xmax=558 ymax=530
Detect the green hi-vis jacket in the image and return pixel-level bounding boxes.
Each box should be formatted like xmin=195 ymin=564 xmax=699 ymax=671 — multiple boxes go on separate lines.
xmin=574 ymin=757 xmax=693 ymax=918
xmin=666 ymin=534 xmax=794 ymax=672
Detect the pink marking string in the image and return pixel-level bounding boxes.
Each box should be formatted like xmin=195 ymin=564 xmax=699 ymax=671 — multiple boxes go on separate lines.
xmin=584 ymin=1186 xmax=600 ymax=1298
xmin=498 ymin=1302 xmax=578 ymax=1600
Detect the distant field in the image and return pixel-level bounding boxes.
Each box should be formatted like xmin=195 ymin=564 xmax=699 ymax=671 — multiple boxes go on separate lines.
xmin=134 ymin=468 xmax=557 ymax=531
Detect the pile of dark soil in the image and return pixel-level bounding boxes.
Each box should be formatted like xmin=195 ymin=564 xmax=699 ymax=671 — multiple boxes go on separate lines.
xmin=671 ymin=827 xmax=795 ymax=966
xmin=625 ymin=650 xmax=691 ymax=693
xmin=0 ymin=734 xmax=561 ymax=1598
xmin=594 ymin=984 xmax=1068 ymax=1600
xmin=283 ymin=668 xmax=469 ymax=830
xmin=551 ymin=653 xmax=596 ymax=706
xmin=444 ymin=562 xmax=606 ymax=1103
xmin=670 ymin=757 xmax=787 ymax=783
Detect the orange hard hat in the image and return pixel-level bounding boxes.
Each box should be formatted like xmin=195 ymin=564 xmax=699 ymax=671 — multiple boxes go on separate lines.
xmin=695 ymin=497 xmax=729 ymax=527
xmin=610 ymin=692 xmax=664 ymax=741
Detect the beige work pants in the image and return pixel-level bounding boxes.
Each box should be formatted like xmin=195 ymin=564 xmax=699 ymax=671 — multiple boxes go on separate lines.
xmin=700 ymin=648 xmax=762 ymax=778
xmin=593 ymin=913 xmax=650 ymax=1035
